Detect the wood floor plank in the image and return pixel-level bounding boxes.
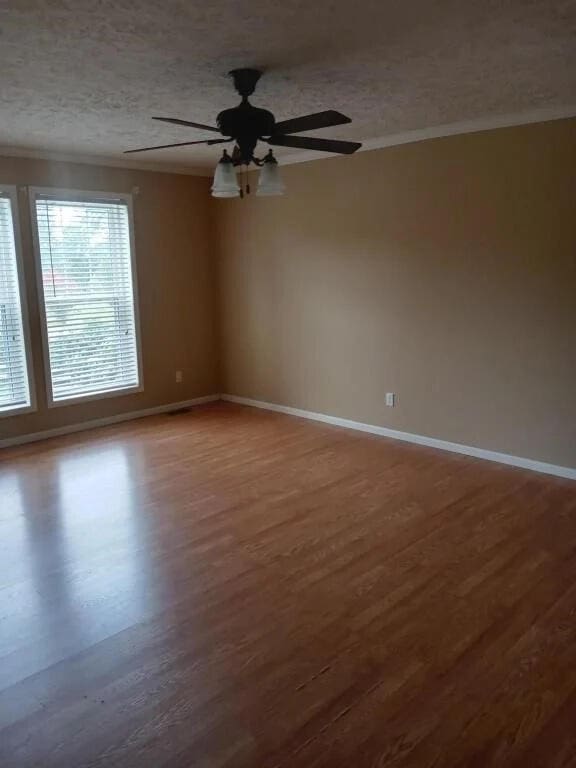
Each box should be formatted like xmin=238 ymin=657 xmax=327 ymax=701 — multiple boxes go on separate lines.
xmin=0 ymin=402 xmax=575 ymax=767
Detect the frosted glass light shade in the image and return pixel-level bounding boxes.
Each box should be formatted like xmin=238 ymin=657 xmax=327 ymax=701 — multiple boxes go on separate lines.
xmin=256 ymin=155 xmax=285 ymax=196
xmin=211 ymin=156 xmax=240 ymax=198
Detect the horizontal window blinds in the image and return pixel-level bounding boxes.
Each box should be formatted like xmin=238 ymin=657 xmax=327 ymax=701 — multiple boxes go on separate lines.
xmin=34 ymin=195 xmax=140 ymax=402
xmin=0 ymin=193 xmax=31 ymax=413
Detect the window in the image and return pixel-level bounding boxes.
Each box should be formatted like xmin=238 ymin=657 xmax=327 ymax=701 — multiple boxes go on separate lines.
xmin=0 ymin=186 xmax=33 ymax=415
xmin=31 ymin=189 xmax=142 ymax=405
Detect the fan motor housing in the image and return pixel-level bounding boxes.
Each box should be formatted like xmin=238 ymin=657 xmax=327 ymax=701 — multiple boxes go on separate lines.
xmin=217 ymin=104 xmax=275 ymax=140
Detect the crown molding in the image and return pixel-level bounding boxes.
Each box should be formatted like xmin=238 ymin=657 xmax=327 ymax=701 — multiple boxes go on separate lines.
xmin=0 ymin=145 xmax=213 ymax=177
xmin=276 ymin=105 xmax=576 ymax=167
xmin=1 ymin=105 xmax=575 ymax=177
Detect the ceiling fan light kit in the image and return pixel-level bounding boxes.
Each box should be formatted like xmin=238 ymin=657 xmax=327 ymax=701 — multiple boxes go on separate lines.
xmin=211 ymin=150 xmax=241 ymax=198
xmin=125 ymin=68 xmax=362 ymax=198
xmin=256 ymin=150 xmax=285 ymax=196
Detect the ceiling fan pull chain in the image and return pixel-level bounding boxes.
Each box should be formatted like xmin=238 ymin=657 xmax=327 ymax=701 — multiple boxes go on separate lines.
xmin=240 ymin=165 xmax=250 ymax=197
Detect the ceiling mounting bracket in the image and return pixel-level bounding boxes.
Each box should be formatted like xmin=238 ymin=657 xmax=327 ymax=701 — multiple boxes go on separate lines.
xmin=228 ymin=68 xmax=263 ymax=98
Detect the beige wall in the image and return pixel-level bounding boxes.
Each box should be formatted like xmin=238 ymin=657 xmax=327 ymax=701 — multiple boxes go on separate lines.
xmin=2 ymin=120 xmax=575 ymax=467
xmin=217 ymin=119 xmax=576 ymax=468
xmin=0 ymin=156 xmax=218 ymax=440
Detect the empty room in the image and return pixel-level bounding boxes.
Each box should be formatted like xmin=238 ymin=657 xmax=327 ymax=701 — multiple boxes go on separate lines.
xmin=1 ymin=1 xmax=575 ymax=766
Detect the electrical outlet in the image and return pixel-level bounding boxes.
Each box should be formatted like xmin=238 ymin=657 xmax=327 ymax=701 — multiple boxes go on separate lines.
xmin=175 ymin=370 xmax=183 ymax=383
xmin=385 ymin=392 xmax=395 ymax=407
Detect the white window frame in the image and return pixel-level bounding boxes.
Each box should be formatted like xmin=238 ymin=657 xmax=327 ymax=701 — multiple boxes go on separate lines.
xmin=0 ymin=184 xmax=36 ymax=418
xmin=29 ymin=187 xmax=144 ymax=408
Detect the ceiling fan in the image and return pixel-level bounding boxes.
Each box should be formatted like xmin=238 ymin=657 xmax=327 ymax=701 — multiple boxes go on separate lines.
xmin=124 ymin=69 xmax=362 ymax=197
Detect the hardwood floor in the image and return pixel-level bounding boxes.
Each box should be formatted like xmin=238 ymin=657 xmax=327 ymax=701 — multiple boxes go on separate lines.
xmin=1 ymin=401 xmax=575 ymax=767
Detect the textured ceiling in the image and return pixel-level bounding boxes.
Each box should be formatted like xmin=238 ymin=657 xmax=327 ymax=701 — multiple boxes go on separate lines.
xmin=1 ymin=0 xmax=575 ymax=173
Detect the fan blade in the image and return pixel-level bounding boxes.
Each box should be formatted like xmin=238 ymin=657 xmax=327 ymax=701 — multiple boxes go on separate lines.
xmin=124 ymin=139 xmax=228 ymax=154
xmin=267 ymin=134 xmax=362 ymax=155
xmin=152 ymin=116 xmax=220 ymax=133
xmin=273 ymin=110 xmax=351 ymax=135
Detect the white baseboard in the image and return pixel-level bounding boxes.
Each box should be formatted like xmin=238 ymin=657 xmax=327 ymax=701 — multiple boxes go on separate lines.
xmin=221 ymin=394 xmax=576 ymax=481
xmin=4 ymin=392 xmax=574 ymax=481
xmin=0 ymin=394 xmax=220 ymax=450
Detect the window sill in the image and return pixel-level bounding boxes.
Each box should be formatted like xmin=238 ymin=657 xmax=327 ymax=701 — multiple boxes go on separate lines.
xmin=47 ymin=384 xmax=144 ymax=409
xmin=0 ymin=403 xmax=36 ymax=419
